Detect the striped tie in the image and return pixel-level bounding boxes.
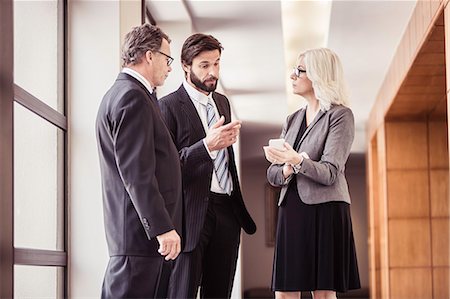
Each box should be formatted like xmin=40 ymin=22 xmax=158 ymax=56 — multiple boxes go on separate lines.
xmin=206 ymin=99 xmax=232 ymax=195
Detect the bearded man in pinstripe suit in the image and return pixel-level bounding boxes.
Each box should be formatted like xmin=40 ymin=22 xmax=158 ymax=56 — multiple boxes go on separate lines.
xmin=159 ymin=33 xmax=256 ymax=299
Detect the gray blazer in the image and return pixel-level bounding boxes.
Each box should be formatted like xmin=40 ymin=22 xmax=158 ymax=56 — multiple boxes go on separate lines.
xmin=267 ymin=104 xmax=354 ymax=205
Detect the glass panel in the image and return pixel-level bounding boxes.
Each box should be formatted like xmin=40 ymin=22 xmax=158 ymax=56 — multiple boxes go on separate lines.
xmin=14 ymin=265 xmax=64 ymax=299
xmin=13 ymin=0 xmax=63 ymax=113
xmin=14 ymin=103 xmax=64 ymax=251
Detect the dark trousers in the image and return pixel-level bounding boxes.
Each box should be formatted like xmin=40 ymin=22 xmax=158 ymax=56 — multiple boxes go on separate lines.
xmin=101 ymin=255 xmax=173 ymax=299
xmin=168 ymin=192 xmax=241 ymax=299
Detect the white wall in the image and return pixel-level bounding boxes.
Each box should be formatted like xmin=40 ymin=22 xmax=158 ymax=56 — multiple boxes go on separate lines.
xmin=68 ymin=1 xmax=120 ymax=297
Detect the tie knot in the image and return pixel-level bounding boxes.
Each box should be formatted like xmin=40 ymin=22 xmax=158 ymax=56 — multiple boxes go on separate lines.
xmin=206 ymin=98 xmax=215 ymax=112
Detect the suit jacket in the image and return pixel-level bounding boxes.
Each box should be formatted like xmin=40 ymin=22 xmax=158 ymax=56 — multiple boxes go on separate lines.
xmin=267 ymin=104 xmax=354 ymax=206
xmin=96 ymin=73 xmax=182 ymax=257
xmin=159 ymin=85 xmax=256 ymax=252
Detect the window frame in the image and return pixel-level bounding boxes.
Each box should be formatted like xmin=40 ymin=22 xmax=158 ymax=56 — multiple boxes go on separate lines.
xmin=0 ymin=0 xmax=68 ymax=297
xmin=0 ymin=0 xmax=14 ymax=297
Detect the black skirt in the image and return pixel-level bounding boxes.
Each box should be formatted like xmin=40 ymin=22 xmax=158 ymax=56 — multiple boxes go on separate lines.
xmin=272 ymin=180 xmax=361 ymax=292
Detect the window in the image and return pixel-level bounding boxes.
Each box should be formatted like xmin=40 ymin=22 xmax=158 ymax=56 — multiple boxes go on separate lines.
xmin=0 ymin=0 xmax=67 ymax=297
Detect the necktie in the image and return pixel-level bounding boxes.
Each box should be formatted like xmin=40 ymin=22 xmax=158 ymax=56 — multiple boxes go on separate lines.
xmin=206 ymin=99 xmax=232 ymax=195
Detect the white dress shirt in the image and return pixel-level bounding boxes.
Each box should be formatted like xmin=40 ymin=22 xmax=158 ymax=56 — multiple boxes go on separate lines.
xmin=182 ymin=80 xmax=233 ymax=194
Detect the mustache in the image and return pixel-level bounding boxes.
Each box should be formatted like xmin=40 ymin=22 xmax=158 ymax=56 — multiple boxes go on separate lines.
xmin=204 ymin=76 xmax=218 ymax=81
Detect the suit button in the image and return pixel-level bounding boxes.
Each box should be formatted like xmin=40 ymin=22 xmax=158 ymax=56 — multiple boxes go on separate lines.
xmin=142 ymin=218 xmax=150 ymax=229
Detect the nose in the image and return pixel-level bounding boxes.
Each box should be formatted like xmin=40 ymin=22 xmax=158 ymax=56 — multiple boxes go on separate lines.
xmin=208 ymin=70 xmax=217 ymax=77
xmin=290 ymin=73 xmax=297 ymax=80
xmin=168 ymin=65 xmax=172 ymax=72
xmin=209 ymin=65 xmax=219 ymax=78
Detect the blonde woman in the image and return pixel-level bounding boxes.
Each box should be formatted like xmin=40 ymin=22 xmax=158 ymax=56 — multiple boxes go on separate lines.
xmin=264 ymin=48 xmax=360 ymax=299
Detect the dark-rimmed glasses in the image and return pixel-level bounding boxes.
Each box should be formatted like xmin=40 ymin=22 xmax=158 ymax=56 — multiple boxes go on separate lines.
xmin=293 ymin=67 xmax=307 ymax=78
xmin=157 ymin=51 xmax=174 ymax=66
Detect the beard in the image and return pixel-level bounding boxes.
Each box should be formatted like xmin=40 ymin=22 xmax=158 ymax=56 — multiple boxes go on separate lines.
xmin=190 ymin=70 xmax=218 ymax=93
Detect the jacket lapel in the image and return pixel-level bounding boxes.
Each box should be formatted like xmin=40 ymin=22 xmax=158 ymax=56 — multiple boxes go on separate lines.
xmin=299 ymin=109 xmax=326 ymax=145
xmin=178 ymin=86 xmax=207 ymax=139
xmin=211 ymin=93 xmax=230 ymax=124
xmin=285 ymin=108 xmax=305 ymax=146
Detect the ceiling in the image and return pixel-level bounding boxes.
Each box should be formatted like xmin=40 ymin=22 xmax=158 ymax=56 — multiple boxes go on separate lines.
xmin=147 ymin=0 xmax=417 ymax=161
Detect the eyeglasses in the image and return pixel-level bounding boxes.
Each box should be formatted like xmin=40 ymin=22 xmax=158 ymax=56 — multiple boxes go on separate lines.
xmin=157 ymin=51 xmax=174 ymax=66
xmin=293 ymin=67 xmax=307 ymax=78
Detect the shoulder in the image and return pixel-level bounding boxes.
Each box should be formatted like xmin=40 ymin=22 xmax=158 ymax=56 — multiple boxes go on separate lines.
xmin=328 ymin=105 xmax=353 ymax=119
xmin=326 ymin=105 xmax=354 ymax=131
xmin=107 ymin=81 xmax=146 ymax=108
xmin=159 ymin=85 xmax=186 ymax=105
xmin=118 ymin=89 xmax=151 ymax=111
xmin=286 ymin=106 xmax=305 ymax=123
xmin=159 ymin=89 xmax=180 ymax=102
xmin=116 ymin=73 xmax=145 ymax=92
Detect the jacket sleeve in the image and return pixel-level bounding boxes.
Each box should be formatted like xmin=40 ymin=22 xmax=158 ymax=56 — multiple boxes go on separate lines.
xmin=299 ymin=107 xmax=354 ymax=186
xmin=267 ymin=114 xmax=294 ymax=187
xmin=112 ymin=90 xmax=174 ymax=239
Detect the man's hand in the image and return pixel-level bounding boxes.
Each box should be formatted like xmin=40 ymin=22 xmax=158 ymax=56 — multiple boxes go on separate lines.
xmin=156 ymin=229 xmax=181 ymax=261
xmin=205 ymin=116 xmax=242 ymax=151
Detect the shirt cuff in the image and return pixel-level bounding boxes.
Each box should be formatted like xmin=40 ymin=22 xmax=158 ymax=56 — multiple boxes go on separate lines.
xmin=203 ymin=139 xmax=218 ymax=159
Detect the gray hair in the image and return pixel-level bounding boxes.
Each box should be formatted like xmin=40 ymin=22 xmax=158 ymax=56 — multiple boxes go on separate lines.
xmin=300 ymin=48 xmax=349 ymax=111
xmin=121 ymin=23 xmax=170 ymax=67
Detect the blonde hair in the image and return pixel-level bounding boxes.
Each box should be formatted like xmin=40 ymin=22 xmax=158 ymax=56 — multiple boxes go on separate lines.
xmin=299 ymin=48 xmax=349 ymax=111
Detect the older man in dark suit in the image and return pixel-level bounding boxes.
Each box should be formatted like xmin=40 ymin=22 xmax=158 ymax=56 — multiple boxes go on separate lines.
xmin=96 ymin=24 xmax=182 ymax=299
xmin=159 ymin=33 xmax=256 ymax=299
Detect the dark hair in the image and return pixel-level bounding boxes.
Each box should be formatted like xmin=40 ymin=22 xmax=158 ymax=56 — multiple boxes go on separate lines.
xmin=181 ymin=33 xmax=223 ymax=67
xmin=121 ymin=23 xmax=170 ymax=67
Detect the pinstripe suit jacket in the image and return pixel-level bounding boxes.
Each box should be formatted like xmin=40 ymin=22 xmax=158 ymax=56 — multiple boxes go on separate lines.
xmin=159 ymin=85 xmax=256 ymax=252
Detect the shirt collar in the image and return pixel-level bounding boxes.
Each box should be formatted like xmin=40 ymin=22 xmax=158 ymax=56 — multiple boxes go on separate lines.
xmin=183 ymin=79 xmax=212 ymax=106
xmin=122 ymin=67 xmax=154 ymax=95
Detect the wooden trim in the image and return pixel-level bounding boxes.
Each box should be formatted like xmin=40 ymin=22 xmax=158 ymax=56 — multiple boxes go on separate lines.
xmin=14 ymin=248 xmax=67 ymax=267
xmin=376 ymin=125 xmax=390 ymax=299
xmin=367 ymin=137 xmax=377 ymax=299
xmin=14 ymin=84 xmax=67 ymax=131
xmin=367 ymin=1 xmax=447 ymax=140
xmin=0 ymin=0 xmax=14 ymax=297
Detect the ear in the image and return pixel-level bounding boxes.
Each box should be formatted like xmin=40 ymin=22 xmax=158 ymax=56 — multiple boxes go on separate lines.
xmin=181 ymin=62 xmax=190 ymax=74
xmin=145 ymin=50 xmax=152 ymax=64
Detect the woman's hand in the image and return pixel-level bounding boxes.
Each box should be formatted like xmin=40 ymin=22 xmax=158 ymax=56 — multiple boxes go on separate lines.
xmin=263 ymin=142 xmax=303 ymax=165
xmin=282 ymin=164 xmax=294 ymax=178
